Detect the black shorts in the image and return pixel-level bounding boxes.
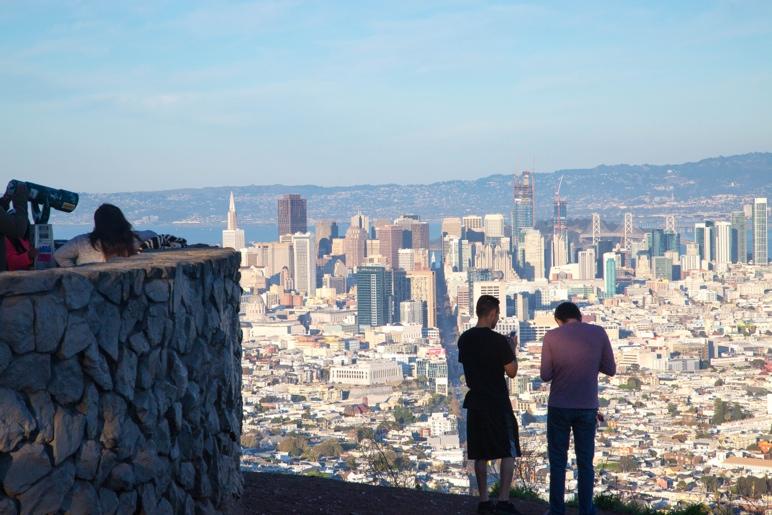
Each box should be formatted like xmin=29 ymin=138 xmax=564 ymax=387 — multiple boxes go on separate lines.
xmin=466 ymin=408 xmax=521 ymax=460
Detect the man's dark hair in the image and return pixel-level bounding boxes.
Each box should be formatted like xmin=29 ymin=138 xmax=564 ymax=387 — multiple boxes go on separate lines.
xmin=476 ymin=295 xmax=500 ymax=318
xmin=554 ymin=302 xmax=582 ymax=322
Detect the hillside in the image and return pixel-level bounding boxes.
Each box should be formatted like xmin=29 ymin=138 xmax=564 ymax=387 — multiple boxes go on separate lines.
xmin=233 ymin=472 xmax=621 ymax=515
xmin=51 ymin=152 xmax=772 ymax=226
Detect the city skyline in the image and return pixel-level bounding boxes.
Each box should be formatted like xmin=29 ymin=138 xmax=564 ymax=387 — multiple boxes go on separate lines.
xmin=2 ymin=2 xmax=771 ymax=191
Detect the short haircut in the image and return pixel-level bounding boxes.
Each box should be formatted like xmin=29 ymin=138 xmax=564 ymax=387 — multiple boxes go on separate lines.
xmin=476 ymin=295 xmax=500 ymax=318
xmin=554 ymin=302 xmax=582 ymax=322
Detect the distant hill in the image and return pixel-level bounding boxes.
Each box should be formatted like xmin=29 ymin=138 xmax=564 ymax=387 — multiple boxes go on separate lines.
xmin=52 ymin=152 xmax=772 ymax=227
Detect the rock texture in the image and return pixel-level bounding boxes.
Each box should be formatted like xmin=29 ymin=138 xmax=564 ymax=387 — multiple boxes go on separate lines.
xmin=0 ymin=249 xmax=242 ymax=514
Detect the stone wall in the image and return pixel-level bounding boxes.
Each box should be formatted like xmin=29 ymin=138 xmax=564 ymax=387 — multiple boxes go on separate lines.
xmin=0 ymin=248 xmax=243 ymax=515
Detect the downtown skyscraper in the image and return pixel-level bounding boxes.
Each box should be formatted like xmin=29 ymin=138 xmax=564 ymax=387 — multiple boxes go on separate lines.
xmin=277 ymin=194 xmax=307 ymax=238
xmin=753 ymin=197 xmax=768 ymax=264
xmin=222 ymin=192 xmax=245 ymax=250
xmin=291 ymin=232 xmax=316 ymax=296
xmin=512 ymin=171 xmax=535 ymax=237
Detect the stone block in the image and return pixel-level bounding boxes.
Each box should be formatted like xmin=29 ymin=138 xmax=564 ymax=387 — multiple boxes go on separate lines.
xmin=17 ymin=461 xmax=75 ymax=515
xmin=145 ymin=279 xmax=170 ymax=302
xmin=0 ymin=353 xmax=51 ymax=393
xmin=52 ymin=407 xmax=85 ymax=466
xmin=114 ymin=348 xmax=137 ymax=401
xmin=108 ymin=463 xmax=135 ymax=491
xmin=0 ymin=343 xmax=10 ymax=376
xmin=98 ymin=487 xmax=119 ymax=515
xmin=75 ymin=440 xmax=101 ymax=481
xmin=62 ymin=273 xmax=94 ymax=310
xmin=0 ymin=297 xmax=34 ymax=354
xmin=128 ymin=332 xmax=150 ymax=355
xmin=116 ymin=490 xmax=137 ymax=515
xmin=49 ymin=357 xmax=85 ymax=405
xmin=28 ymin=391 xmax=54 ymax=444
xmin=60 ymin=315 xmax=96 ymax=360
xmin=65 ymin=481 xmax=99 ymax=515
xmin=2 ymin=443 xmax=52 ymax=496
xmin=77 ymin=383 xmax=100 ymax=440
xmin=33 ymin=295 xmax=67 ymax=353
xmin=82 ymin=342 xmax=113 ymax=391
xmin=93 ymin=299 xmax=120 ymax=360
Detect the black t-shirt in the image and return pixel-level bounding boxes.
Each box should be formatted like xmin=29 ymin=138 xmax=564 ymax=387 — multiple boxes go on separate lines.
xmin=458 ymin=327 xmax=515 ymax=411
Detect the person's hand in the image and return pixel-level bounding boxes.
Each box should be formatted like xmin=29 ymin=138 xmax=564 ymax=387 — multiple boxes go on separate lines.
xmin=27 ymin=247 xmax=39 ymax=260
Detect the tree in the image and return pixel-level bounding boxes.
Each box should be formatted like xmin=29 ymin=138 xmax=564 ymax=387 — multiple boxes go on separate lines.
xmin=618 ymin=455 xmax=639 ymax=472
xmin=392 ymin=406 xmax=416 ymax=428
xmin=310 ymin=439 xmax=343 ymax=460
xmin=714 ymin=378 xmax=724 ymax=387
xmin=278 ymin=435 xmax=308 ymax=456
xmin=667 ymin=403 xmax=679 ymax=416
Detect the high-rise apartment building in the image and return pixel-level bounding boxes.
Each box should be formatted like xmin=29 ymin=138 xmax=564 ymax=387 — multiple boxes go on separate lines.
xmin=578 ymin=248 xmax=596 ymax=280
xmin=356 ymin=265 xmax=393 ymax=327
xmin=291 ymin=233 xmax=316 ymax=296
xmin=277 ymin=194 xmax=307 ymax=237
xmin=222 ymin=192 xmax=246 ymax=251
xmin=753 ymin=197 xmax=768 ymax=264
xmin=522 ymin=229 xmax=545 ymax=281
xmin=731 ymin=211 xmax=747 ymax=263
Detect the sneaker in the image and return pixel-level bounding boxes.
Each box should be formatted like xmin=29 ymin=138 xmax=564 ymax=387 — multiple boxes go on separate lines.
xmin=477 ymin=500 xmax=496 ymax=514
xmin=495 ymin=501 xmax=523 ymax=515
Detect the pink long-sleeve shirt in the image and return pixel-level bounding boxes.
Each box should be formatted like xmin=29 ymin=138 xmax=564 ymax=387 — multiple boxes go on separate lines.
xmin=540 ymin=321 xmax=616 ymax=409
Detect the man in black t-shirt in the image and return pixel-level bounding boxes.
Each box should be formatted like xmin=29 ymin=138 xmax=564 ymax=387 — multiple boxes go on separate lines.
xmin=458 ymin=295 xmax=521 ymax=515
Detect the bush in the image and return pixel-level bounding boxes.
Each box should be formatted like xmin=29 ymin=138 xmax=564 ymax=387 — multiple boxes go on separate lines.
xmin=488 ymin=482 xmax=542 ymax=501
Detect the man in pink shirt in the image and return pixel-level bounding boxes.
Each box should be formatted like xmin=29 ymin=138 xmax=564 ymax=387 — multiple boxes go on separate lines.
xmin=540 ymin=302 xmax=616 ymax=515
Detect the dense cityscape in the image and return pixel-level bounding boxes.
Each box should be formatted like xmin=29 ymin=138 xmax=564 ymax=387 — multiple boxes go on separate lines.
xmin=226 ymin=174 xmax=771 ymax=512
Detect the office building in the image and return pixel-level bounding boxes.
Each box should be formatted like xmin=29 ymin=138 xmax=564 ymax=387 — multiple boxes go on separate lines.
xmin=731 ymin=211 xmax=747 ymax=263
xmin=400 ymin=300 xmax=424 ymax=326
xmin=472 ymin=281 xmax=506 ymax=318
xmin=398 ymin=248 xmax=416 ymax=272
xmin=714 ymin=221 xmax=732 ymax=265
xmin=411 ymin=221 xmax=430 ymax=250
xmin=753 ymin=197 xmax=768 ymax=264
xmin=441 ymin=217 xmax=463 ymax=238
xmin=484 ymin=213 xmax=506 ymax=238
xmin=291 ymin=233 xmax=316 ymax=296
xmin=343 ymin=226 xmax=367 ymax=269
xmin=351 ymin=212 xmax=370 ymax=234
xmin=462 ymin=215 xmax=483 ymax=231
xmin=377 ymin=224 xmax=404 ymax=269
xmin=603 ymin=252 xmax=617 ymax=297
xmin=277 ymin=194 xmax=307 ymax=237
xmin=222 ymin=192 xmax=246 ymax=251
xmin=694 ymin=221 xmax=715 ymax=263
xmin=551 ymin=233 xmax=569 ymax=268
xmin=408 ymin=270 xmax=437 ymax=328
xmin=652 ymin=256 xmax=673 ymax=280
xmin=330 ymin=361 xmax=403 ymax=386
xmin=356 ymin=266 xmax=393 ymax=327
xmin=523 ymin=229 xmax=545 ymax=281
xmin=681 ymin=243 xmax=700 ymax=272
xmin=512 ymin=171 xmax=535 ymax=237
xmin=578 ymin=248 xmax=596 ymax=280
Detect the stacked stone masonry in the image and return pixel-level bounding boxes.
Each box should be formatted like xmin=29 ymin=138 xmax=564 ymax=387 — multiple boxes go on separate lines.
xmin=0 ymin=249 xmax=243 ymax=515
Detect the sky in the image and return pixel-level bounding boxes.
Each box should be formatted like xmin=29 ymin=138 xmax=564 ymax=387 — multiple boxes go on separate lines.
xmin=1 ymin=1 xmax=771 ymax=193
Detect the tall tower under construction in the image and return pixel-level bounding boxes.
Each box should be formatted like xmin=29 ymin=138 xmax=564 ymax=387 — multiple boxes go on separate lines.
xmin=512 ymin=171 xmax=535 ymax=236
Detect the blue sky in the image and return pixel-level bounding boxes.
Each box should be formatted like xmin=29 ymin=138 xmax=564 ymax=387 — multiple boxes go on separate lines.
xmin=1 ymin=1 xmax=771 ymax=192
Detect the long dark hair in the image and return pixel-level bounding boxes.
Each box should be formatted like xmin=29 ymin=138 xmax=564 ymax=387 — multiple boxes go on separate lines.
xmin=89 ymin=204 xmax=137 ymax=259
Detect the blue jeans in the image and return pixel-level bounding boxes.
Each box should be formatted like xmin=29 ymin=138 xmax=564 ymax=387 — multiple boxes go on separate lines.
xmin=547 ymin=407 xmax=597 ymax=515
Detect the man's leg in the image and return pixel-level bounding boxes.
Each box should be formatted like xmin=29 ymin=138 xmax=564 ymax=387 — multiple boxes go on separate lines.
xmin=475 ymin=459 xmax=489 ymax=502
xmin=547 ymin=407 xmax=571 ymax=515
xmin=498 ymin=457 xmax=515 ymax=501
xmin=572 ymin=410 xmax=598 ymax=515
